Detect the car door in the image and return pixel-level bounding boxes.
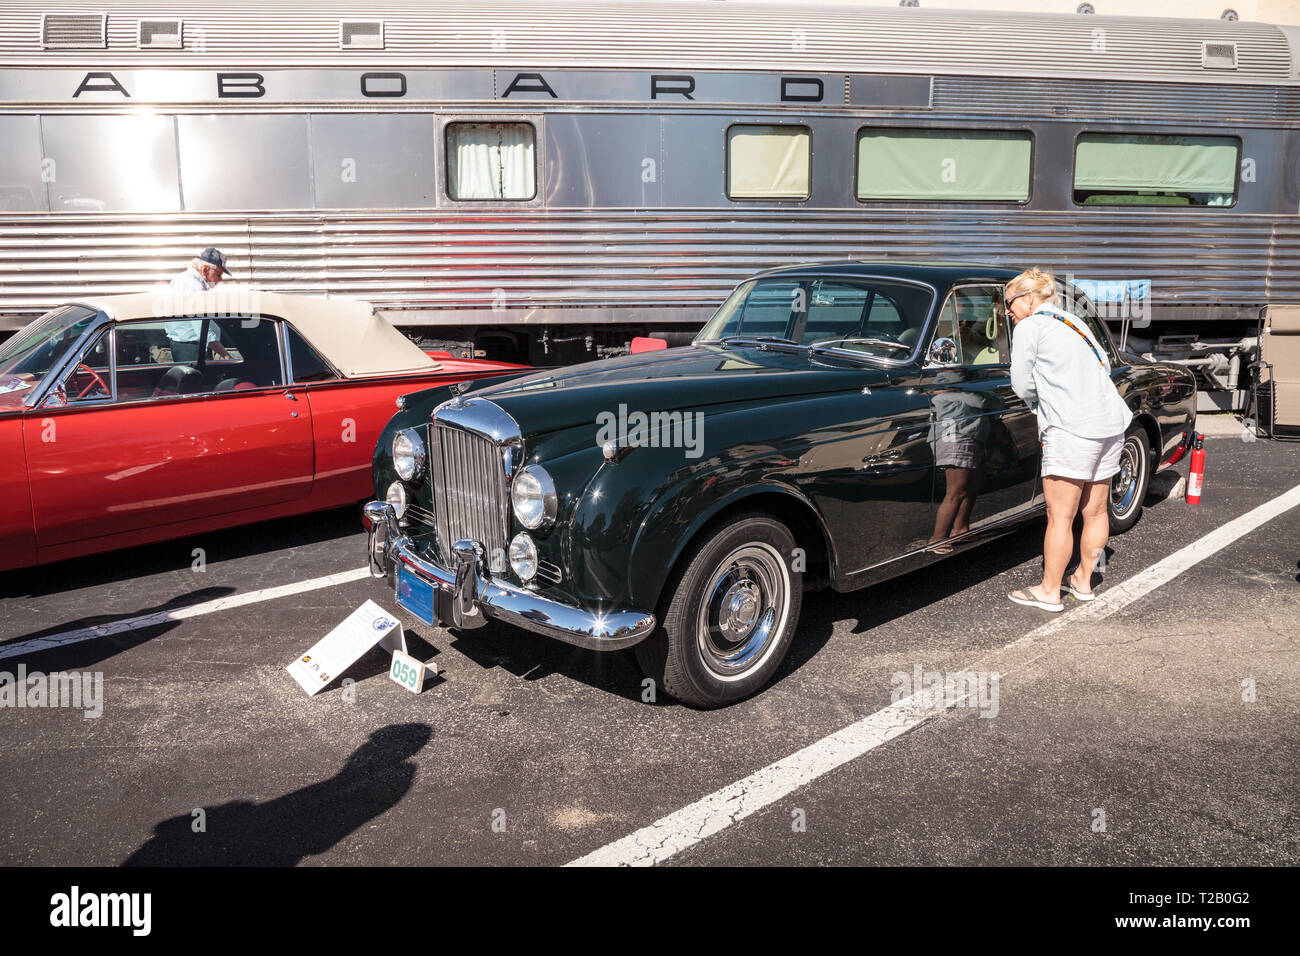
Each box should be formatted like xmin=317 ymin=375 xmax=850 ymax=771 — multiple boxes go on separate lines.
xmin=796 ymin=278 xmax=938 ymax=572
xmin=922 ymin=284 xmax=1040 ymax=545
xmin=24 ymin=315 xmax=315 ymax=549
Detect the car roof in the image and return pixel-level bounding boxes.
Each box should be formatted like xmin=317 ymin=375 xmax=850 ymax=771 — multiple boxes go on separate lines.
xmin=66 ymin=289 xmax=438 ymax=379
xmin=750 ymin=260 xmax=1024 ymax=286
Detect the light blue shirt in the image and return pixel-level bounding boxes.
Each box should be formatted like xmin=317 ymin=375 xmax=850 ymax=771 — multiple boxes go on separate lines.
xmin=167 ymin=267 xmax=219 ymax=344
xmin=1010 ymin=305 xmax=1133 ymax=441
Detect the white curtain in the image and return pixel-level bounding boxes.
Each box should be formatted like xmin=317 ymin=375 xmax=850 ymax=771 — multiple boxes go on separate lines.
xmin=448 ymin=123 xmax=535 ymax=200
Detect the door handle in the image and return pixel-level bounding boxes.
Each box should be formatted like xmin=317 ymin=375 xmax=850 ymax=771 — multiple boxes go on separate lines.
xmin=284 ymin=391 xmax=297 ymax=401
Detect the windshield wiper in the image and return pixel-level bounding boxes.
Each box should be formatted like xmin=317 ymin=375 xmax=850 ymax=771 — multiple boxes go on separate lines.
xmin=811 ymin=337 xmax=911 ymax=354
xmin=717 ymin=335 xmax=808 ymax=352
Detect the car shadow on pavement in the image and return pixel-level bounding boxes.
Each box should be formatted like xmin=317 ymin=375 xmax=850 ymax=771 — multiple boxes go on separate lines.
xmin=434 ymin=624 xmax=649 ymax=704
xmin=122 ymin=723 xmax=432 ymax=866
xmin=0 ymin=504 xmax=363 ymax=599
xmin=0 ymin=587 xmax=237 ymax=672
xmin=427 ymin=521 xmax=1058 ymax=707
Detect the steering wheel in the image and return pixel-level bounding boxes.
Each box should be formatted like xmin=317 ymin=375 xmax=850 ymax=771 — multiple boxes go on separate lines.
xmin=71 ymin=363 xmax=109 ymax=399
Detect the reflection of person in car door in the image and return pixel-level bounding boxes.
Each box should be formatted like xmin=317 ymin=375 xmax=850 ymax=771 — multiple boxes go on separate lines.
xmin=928 ymin=372 xmax=990 ymax=552
xmin=166 ymin=247 xmax=234 ymax=363
xmin=1006 ymin=268 xmax=1133 ymax=612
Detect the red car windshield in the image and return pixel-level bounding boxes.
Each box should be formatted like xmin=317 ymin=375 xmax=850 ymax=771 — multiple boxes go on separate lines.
xmin=0 ymin=305 xmax=99 ymax=409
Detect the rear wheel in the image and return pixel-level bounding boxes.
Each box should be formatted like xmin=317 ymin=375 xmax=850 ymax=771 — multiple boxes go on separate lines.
xmin=1108 ymin=426 xmax=1151 ymax=533
xmin=635 ymin=513 xmax=802 ymax=709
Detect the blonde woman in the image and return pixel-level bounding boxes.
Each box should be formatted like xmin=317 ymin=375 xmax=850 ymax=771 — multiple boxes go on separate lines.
xmin=1006 ymin=269 xmax=1133 ymax=612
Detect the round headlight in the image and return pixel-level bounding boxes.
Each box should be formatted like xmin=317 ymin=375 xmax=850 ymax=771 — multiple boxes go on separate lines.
xmin=386 ymin=481 xmax=407 ymax=519
xmin=511 ymin=465 xmax=557 ymax=531
xmin=509 ymin=533 xmax=538 ymax=582
xmin=392 ymin=428 xmax=425 ymax=482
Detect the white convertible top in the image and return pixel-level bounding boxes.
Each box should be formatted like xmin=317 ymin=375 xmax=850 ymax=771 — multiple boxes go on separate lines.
xmin=71 ymin=290 xmax=438 ymax=379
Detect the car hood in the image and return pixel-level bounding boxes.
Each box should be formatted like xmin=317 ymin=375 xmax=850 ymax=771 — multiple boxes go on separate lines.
xmin=466 ymin=344 xmax=896 ymax=436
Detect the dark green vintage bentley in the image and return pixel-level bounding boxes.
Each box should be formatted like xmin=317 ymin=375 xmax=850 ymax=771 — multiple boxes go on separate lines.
xmin=363 ymin=262 xmax=1197 ymax=707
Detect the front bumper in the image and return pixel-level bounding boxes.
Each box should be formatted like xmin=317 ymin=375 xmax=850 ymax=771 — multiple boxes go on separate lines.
xmin=362 ymin=501 xmax=655 ymax=651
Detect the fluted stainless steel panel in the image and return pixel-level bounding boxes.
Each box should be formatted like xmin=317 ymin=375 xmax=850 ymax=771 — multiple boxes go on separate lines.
xmin=2 ymin=2 xmax=1293 ymax=86
xmin=0 ymin=209 xmax=1296 ymax=324
xmin=932 ymin=75 xmax=1300 ymax=123
xmin=430 ymin=420 xmax=508 ymax=565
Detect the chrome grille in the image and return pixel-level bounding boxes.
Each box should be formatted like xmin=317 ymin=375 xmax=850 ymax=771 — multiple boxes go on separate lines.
xmin=429 ymin=421 xmax=509 ymax=567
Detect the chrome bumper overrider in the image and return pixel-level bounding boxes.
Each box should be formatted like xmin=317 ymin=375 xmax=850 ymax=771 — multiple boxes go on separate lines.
xmin=362 ymin=501 xmax=655 ymax=651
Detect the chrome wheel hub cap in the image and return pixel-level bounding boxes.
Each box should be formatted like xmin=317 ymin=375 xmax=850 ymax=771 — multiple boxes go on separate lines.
xmin=697 ymin=543 xmax=789 ymax=679
xmin=1110 ymin=439 xmax=1142 ymax=517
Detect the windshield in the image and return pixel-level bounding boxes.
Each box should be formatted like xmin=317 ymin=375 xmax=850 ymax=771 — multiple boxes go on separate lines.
xmin=0 ymin=305 xmax=99 ymax=405
xmin=697 ymin=276 xmax=935 ymax=360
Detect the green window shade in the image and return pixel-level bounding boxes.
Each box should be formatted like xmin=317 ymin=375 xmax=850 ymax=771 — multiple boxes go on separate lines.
xmin=728 ymin=126 xmax=810 ymax=199
xmin=856 ymin=129 xmax=1031 ymax=201
xmin=1074 ymin=134 xmax=1238 ymax=194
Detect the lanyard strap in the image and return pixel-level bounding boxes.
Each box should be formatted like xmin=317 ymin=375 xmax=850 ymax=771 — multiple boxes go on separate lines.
xmin=1039 ymin=309 xmax=1105 ymax=368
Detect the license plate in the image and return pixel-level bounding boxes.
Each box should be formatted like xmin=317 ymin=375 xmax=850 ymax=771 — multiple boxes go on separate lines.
xmin=396 ymin=565 xmax=436 ymax=625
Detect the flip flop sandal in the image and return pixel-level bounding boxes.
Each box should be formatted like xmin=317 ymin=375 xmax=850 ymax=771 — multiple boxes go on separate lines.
xmin=1008 ymin=587 xmax=1064 ymax=612
xmin=1061 ymin=579 xmax=1096 ymax=602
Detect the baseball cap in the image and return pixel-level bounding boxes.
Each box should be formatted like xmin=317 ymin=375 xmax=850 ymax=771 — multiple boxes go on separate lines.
xmin=198 ymin=247 xmax=235 ymax=277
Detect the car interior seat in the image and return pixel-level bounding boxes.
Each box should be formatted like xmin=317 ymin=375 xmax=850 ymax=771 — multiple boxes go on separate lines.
xmin=152 ymin=364 xmax=204 ymax=397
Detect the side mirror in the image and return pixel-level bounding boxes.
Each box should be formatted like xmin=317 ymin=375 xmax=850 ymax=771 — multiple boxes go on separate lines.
xmin=928 ymin=337 xmax=958 ymax=365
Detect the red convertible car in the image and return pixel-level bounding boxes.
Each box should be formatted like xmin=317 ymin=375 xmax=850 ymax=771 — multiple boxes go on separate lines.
xmin=0 ymin=291 xmax=523 ymax=571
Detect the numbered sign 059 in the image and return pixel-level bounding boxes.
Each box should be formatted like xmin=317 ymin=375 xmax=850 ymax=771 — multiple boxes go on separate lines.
xmin=389 ymin=649 xmax=432 ymax=694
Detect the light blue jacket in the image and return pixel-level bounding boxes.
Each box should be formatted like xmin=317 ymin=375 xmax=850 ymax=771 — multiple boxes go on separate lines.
xmin=1010 ymin=305 xmax=1133 ymax=440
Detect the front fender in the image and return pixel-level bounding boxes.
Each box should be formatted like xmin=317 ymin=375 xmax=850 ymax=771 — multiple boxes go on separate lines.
xmin=630 ymin=479 xmax=836 ymax=611
xmin=566 ymin=441 xmax=836 ymax=613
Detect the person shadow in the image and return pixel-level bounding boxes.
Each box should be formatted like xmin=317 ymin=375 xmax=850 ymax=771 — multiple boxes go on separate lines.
xmin=122 ymin=723 xmax=432 ymax=866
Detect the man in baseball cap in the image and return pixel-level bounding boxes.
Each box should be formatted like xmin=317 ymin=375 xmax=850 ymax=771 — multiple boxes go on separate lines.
xmin=171 ymin=246 xmax=235 ymax=291
xmin=166 ymin=247 xmax=235 ymax=361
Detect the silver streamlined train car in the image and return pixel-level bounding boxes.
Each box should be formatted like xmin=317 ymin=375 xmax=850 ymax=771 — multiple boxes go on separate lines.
xmin=0 ymin=0 xmax=1297 ymax=404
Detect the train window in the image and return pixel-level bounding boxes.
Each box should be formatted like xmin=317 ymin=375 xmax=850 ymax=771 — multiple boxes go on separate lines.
xmin=446 ymin=123 xmax=536 ymax=200
xmin=726 ymin=125 xmax=811 ymax=200
xmin=1073 ymin=133 xmax=1239 ymax=207
xmin=856 ymin=129 xmax=1031 ymax=202
xmin=177 ymin=115 xmax=312 ymax=211
xmin=41 ymin=114 xmax=181 ymax=212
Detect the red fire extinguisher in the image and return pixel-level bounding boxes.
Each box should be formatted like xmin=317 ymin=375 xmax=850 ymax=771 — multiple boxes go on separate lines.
xmin=1186 ymin=433 xmax=1206 ymax=505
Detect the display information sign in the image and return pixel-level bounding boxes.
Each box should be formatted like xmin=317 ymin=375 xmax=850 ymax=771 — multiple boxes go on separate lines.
xmin=286 ymin=600 xmax=405 ymax=696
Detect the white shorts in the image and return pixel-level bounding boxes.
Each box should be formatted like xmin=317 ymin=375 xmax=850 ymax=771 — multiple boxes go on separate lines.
xmin=1041 ymin=425 xmax=1124 ymax=482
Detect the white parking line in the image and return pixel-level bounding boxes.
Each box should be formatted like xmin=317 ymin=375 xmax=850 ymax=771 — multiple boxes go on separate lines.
xmin=567 ymin=482 xmax=1300 ymax=867
xmin=0 ymin=567 xmax=371 ymax=662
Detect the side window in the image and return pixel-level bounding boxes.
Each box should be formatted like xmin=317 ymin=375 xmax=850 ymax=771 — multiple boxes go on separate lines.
xmin=208 ymin=318 xmax=284 ymax=388
xmin=114 ymin=316 xmax=283 ymax=402
xmin=287 ymin=325 xmax=337 ymax=383
xmin=60 ymin=330 xmax=112 ymax=404
xmin=1068 ymin=292 xmax=1120 ymax=363
xmin=930 ymin=286 xmax=1010 ymax=366
xmin=954 ymin=286 xmax=1010 ymax=366
xmin=930 ymin=295 xmax=963 ymax=365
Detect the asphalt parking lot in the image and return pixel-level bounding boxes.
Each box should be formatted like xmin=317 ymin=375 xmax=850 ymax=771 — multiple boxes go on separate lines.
xmin=1 ymin=420 xmax=1296 ymax=867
